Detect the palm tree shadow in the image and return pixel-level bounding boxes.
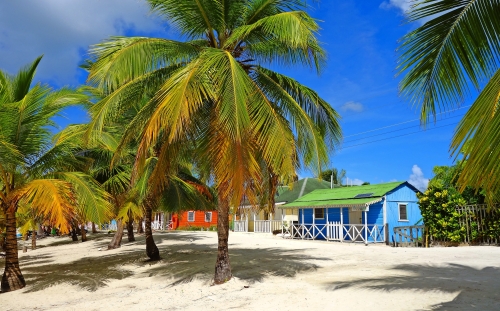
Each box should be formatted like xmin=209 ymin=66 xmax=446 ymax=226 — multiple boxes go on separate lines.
xmin=144 ymin=243 xmax=329 ymax=286
xmin=14 ymin=232 xmax=330 ymax=292
xmin=20 ymin=248 xmax=145 ymax=293
xmin=328 ymin=263 xmax=500 ymax=310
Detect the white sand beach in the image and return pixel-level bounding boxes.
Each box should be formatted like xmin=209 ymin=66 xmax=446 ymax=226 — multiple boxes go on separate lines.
xmin=2 ymin=231 xmax=499 ymax=311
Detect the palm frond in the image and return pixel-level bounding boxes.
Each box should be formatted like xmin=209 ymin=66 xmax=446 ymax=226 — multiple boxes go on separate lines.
xmin=89 ymin=37 xmax=200 ymax=91
xmin=451 ymin=68 xmax=500 ymax=199
xmin=12 ymin=55 xmax=43 ymax=102
xmin=148 ymin=0 xmax=223 ymax=44
xmin=15 ymin=179 xmax=76 ymax=233
xmin=253 ymin=67 xmax=341 ymax=173
xmin=225 ymin=10 xmax=325 ymax=71
xmin=398 ymin=0 xmax=500 ymax=122
xmin=56 ymin=172 xmax=113 ymax=224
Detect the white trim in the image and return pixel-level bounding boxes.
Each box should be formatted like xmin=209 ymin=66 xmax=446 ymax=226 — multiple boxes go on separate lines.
xmin=187 ymin=211 xmax=195 ymax=222
xmin=398 ymin=203 xmax=409 ymax=221
xmin=383 ymin=195 xmax=387 ymax=225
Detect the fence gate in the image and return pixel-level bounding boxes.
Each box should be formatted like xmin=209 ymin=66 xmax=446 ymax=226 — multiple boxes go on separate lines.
xmin=393 ymin=225 xmax=426 ymax=247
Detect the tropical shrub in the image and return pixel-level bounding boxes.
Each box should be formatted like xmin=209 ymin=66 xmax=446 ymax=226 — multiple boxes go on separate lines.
xmin=417 ymin=164 xmax=500 ymax=243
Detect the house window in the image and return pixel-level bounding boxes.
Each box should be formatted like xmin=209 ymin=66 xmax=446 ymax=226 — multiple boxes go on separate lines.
xmin=188 ymin=211 xmax=195 ymax=222
xmin=399 ymin=204 xmax=408 ymax=221
xmin=205 ymin=212 xmax=212 ymax=222
xmin=314 ymin=208 xmax=324 ymax=219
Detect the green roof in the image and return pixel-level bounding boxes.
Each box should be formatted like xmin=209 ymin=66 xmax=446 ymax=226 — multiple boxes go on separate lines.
xmin=281 ymin=181 xmax=406 ymax=209
xmin=275 ymin=178 xmax=332 ymax=203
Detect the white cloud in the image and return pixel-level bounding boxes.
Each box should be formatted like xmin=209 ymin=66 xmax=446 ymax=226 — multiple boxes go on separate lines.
xmin=408 ymin=164 xmax=429 ymax=191
xmin=380 ymin=0 xmax=437 ymax=25
xmin=0 ymin=0 xmax=165 ymax=86
xmin=379 ymin=0 xmax=411 ymax=13
xmin=340 ymin=101 xmax=364 ymax=113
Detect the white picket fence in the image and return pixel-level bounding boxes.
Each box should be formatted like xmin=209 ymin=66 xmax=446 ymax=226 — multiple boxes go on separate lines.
xmin=234 ymin=220 xmax=248 ymax=232
xmin=233 ymin=219 xmax=283 ymax=233
xmin=283 ymin=222 xmax=386 ymax=244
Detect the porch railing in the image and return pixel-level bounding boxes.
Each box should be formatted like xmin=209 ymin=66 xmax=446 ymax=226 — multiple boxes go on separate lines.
xmin=254 ymin=220 xmax=270 ymax=233
xmin=233 ymin=220 xmax=248 ymax=232
xmin=283 ymin=222 xmax=386 ymax=243
xmin=254 ymin=220 xmax=283 ymax=233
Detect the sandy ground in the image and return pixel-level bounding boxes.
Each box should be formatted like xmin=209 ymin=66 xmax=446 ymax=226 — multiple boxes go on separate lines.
xmin=1 ymin=231 xmax=499 ymax=311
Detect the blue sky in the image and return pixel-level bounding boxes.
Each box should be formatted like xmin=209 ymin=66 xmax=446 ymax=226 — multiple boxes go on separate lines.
xmin=0 ymin=0 xmax=469 ymax=190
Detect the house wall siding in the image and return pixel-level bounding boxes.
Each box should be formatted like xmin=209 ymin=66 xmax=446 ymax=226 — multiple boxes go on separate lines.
xmin=172 ymin=210 xmax=218 ymax=229
xmin=385 ymin=184 xmax=421 ymax=243
xmin=364 ymin=201 xmax=384 ymax=225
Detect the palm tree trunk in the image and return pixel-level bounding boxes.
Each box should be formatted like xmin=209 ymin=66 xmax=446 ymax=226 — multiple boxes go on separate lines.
xmin=71 ymin=228 xmax=78 ymax=242
xmin=31 ymin=224 xmax=37 ymax=250
xmin=80 ymin=224 xmax=87 ymax=242
xmin=108 ymin=219 xmax=124 ymax=249
xmin=145 ymin=205 xmax=160 ymax=260
xmin=1 ymin=208 xmax=26 ymax=292
xmin=22 ymin=233 xmax=28 ymax=253
xmin=91 ymin=222 xmax=97 ymax=233
xmin=137 ymin=219 xmax=144 ymax=234
xmin=126 ymin=216 xmax=135 ymax=242
xmin=214 ymin=196 xmax=231 ymax=284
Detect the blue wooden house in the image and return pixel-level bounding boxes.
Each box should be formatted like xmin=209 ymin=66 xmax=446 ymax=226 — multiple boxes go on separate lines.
xmin=279 ymin=181 xmax=421 ymax=244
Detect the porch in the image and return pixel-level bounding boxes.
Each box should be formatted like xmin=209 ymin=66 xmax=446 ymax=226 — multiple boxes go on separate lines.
xmin=282 ymin=222 xmax=387 ymax=244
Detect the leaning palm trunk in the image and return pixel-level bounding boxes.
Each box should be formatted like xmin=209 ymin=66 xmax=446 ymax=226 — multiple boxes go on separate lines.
xmin=91 ymin=222 xmax=97 ymax=233
xmin=108 ymin=219 xmax=124 ymax=249
xmin=1 ymin=209 xmax=26 ymax=292
xmin=214 ymin=195 xmax=231 ymax=284
xmin=144 ymin=204 xmax=160 ymax=260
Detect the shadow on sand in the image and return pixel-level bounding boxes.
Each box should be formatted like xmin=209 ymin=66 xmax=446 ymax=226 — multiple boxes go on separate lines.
xmin=9 ymin=232 xmax=329 ymax=293
xmin=328 ymin=263 xmax=500 ymax=310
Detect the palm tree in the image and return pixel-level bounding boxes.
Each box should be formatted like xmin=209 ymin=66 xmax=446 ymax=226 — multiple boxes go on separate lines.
xmin=398 ymin=0 xmax=500 ymax=199
xmin=63 ymin=90 xmax=214 ymax=257
xmin=0 ymin=57 xmax=111 ymax=292
xmin=86 ymin=0 xmax=341 ymax=283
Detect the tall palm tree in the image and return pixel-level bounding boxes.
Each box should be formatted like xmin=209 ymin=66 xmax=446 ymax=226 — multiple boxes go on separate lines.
xmin=86 ymin=0 xmax=341 ymax=283
xmin=0 ymin=57 xmax=111 ymax=292
xmin=398 ymin=0 xmax=500 ymax=199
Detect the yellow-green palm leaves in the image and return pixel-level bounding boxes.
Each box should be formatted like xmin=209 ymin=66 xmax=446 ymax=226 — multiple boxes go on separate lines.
xmin=398 ymin=0 xmax=500 ymax=199
xmin=87 ymin=0 xmax=342 ymax=208
xmin=0 ymin=56 xmax=110 ymax=232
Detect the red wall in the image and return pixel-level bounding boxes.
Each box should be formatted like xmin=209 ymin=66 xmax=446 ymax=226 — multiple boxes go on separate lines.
xmin=171 ymin=210 xmax=218 ymax=229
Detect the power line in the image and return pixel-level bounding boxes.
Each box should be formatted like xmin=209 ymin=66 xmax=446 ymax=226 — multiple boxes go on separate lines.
xmin=343 ymin=114 xmax=465 ymax=144
xmin=341 ymin=122 xmax=458 ymax=150
xmin=343 ymin=105 xmax=471 ymax=139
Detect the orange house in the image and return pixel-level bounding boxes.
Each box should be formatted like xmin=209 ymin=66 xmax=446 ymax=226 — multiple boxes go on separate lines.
xmin=170 ymin=210 xmax=218 ymax=229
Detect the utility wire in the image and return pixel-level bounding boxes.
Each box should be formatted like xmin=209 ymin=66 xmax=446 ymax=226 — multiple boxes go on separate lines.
xmin=343 ymin=114 xmax=465 ymax=144
xmin=342 ymin=122 xmax=458 ymax=150
xmin=344 ymin=105 xmax=471 ymax=139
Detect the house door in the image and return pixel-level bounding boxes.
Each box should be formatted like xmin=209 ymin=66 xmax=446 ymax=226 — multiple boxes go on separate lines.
xmin=348 ymin=210 xmax=362 ymax=224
